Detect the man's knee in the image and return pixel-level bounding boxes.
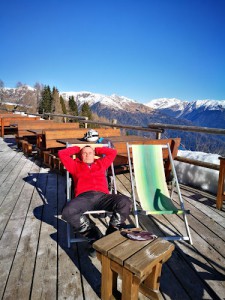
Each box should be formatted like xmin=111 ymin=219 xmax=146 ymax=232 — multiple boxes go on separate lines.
xmin=61 ymin=205 xmax=70 ymax=222
xmin=61 ymin=204 xmax=80 ymax=226
xmin=118 ymin=195 xmax=132 ymax=211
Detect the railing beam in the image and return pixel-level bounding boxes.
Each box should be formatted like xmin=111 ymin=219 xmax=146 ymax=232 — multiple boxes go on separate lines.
xmin=148 ymin=123 xmax=225 ymax=136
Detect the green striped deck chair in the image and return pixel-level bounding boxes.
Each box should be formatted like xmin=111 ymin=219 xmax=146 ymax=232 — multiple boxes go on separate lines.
xmin=127 ymin=143 xmax=192 ymax=244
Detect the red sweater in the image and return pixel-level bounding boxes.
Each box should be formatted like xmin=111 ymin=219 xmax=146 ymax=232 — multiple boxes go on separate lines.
xmin=58 ymin=146 xmax=117 ymax=197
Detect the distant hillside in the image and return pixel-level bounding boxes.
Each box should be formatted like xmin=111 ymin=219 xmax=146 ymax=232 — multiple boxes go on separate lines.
xmin=1 ymin=87 xmax=225 ymax=155
xmin=60 ymin=91 xmax=225 ymax=154
xmin=0 ymin=85 xmax=38 ymax=112
xmin=146 ymin=98 xmax=225 ymax=129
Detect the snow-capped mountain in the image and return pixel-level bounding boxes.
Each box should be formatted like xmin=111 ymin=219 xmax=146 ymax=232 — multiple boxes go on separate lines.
xmin=1 ymin=86 xmax=225 ymax=154
xmin=2 ymin=85 xmax=35 ymax=102
xmin=146 ymin=98 xmax=225 ymax=110
xmin=146 ymin=98 xmax=188 ymax=110
xmin=60 ymin=91 xmax=138 ymax=110
xmin=146 ymin=98 xmax=225 ymax=128
xmin=58 ymin=91 xmax=225 ymax=154
xmin=59 ymin=92 xmax=199 ymax=148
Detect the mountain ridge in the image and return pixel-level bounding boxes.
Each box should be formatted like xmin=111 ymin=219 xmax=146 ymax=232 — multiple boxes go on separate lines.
xmin=1 ymin=86 xmax=224 ymax=154
xmin=146 ymin=97 xmax=225 ymax=129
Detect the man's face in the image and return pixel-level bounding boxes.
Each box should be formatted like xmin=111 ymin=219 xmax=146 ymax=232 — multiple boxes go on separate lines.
xmin=81 ymin=146 xmax=95 ymax=164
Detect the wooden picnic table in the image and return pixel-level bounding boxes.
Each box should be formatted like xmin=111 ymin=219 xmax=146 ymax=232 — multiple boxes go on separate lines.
xmin=56 ymin=135 xmax=147 ymax=146
xmin=27 ymin=129 xmax=44 ymax=147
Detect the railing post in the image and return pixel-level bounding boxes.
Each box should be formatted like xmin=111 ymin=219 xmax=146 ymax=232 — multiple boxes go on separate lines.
xmin=156 ymin=132 xmax=161 ymax=139
xmin=112 ymin=119 xmax=117 ymax=129
xmin=216 ymin=157 xmax=225 ymax=210
xmin=84 ymin=117 xmax=88 ymax=129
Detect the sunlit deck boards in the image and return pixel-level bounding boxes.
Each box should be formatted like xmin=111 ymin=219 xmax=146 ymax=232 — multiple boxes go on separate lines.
xmin=0 ymin=136 xmax=225 ymax=300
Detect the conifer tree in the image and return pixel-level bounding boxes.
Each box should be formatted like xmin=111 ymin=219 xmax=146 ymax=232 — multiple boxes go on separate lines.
xmin=80 ymin=102 xmax=93 ymax=128
xmin=60 ymin=96 xmax=67 ymax=114
xmin=68 ymin=96 xmax=78 ymax=115
xmin=38 ymin=85 xmax=52 ymax=114
xmin=80 ymin=101 xmax=92 ymax=120
xmin=51 ymin=87 xmax=61 ymax=113
xmin=68 ymin=96 xmax=79 ymax=122
xmin=51 ymin=87 xmax=63 ymax=122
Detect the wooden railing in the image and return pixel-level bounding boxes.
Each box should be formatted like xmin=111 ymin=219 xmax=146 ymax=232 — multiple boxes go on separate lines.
xmin=175 ymin=156 xmax=220 ymax=171
xmin=148 ymin=122 xmax=225 ymax=136
xmin=38 ymin=112 xmax=165 ymax=138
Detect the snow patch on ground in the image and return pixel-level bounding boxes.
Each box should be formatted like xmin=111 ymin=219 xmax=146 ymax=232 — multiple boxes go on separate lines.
xmin=175 ymin=150 xmax=220 ymax=195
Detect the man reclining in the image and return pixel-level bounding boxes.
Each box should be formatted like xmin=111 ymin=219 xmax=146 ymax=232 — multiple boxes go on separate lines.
xmin=58 ymin=145 xmax=131 ymax=251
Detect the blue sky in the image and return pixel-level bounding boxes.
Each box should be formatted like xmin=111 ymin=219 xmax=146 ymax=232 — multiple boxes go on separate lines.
xmin=1 ymin=0 xmax=225 ymax=103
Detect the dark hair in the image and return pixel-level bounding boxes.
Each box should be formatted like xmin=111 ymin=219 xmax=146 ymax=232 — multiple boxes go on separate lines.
xmin=80 ymin=145 xmax=93 ymax=153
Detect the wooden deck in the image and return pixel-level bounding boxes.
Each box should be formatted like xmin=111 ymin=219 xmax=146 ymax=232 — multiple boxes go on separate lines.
xmin=0 ymin=136 xmax=225 ymax=300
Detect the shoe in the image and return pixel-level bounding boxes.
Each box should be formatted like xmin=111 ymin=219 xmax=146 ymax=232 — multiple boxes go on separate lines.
xmin=105 ymin=223 xmax=127 ymax=235
xmin=105 ymin=224 xmax=119 ymax=235
xmin=88 ymin=247 xmax=96 ymax=258
xmin=82 ymin=226 xmax=103 ymax=242
xmin=78 ymin=215 xmax=91 ymax=233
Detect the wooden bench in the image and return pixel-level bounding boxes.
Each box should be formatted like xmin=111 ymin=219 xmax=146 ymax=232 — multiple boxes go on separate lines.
xmin=113 ymin=138 xmax=181 ymax=180
xmin=16 ymin=121 xmax=80 ymax=154
xmin=0 ymin=115 xmax=40 ymax=137
xmin=40 ymin=128 xmax=121 ymax=168
xmin=0 ymin=112 xmax=14 ymax=117
xmin=16 ymin=120 xmax=54 ymax=149
xmin=93 ymin=230 xmax=175 ymax=300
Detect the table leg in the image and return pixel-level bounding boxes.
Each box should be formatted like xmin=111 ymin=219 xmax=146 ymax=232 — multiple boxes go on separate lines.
xmin=101 ymin=255 xmax=117 ymax=300
xmin=122 ymin=268 xmax=139 ymax=300
xmin=144 ymin=262 xmax=162 ymax=291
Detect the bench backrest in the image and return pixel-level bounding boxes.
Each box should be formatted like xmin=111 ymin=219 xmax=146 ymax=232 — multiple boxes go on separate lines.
xmin=0 ymin=113 xmax=15 ymax=117
xmin=115 ymin=137 xmax=181 ymax=158
xmin=0 ymin=115 xmax=40 ymax=126
xmin=0 ymin=116 xmax=40 ymax=136
xmin=43 ymin=128 xmax=121 ymax=149
xmin=114 ymin=138 xmax=181 ymax=180
xmin=16 ymin=121 xmax=79 ymax=137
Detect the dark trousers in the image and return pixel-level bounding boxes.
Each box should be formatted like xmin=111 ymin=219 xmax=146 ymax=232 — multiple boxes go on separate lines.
xmin=62 ymin=191 xmax=131 ymax=230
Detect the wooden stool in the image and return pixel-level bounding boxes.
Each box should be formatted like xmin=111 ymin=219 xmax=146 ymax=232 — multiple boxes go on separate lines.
xmin=216 ymin=157 xmax=225 ymax=210
xmin=93 ymin=230 xmax=175 ymax=300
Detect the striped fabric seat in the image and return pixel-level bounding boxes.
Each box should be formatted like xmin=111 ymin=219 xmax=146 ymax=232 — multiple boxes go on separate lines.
xmin=132 ymin=145 xmax=183 ymax=214
xmin=127 ymin=143 xmax=192 ymax=244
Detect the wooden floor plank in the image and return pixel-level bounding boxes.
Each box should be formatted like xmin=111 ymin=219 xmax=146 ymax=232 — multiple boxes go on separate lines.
xmin=147 ymin=213 xmax=225 ymax=299
xmin=30 ymin=169 xmax=58 ymax=300
xmin=0 ymin=153 xmax=27 ymax=203
xmin=0 ymin=157 xmax=35 ymax=237
xmin=0 ymin=160 xmax=39 ymax=299
xmin=2 ymin=161 xmax=43 ymax=300
xmin=56 ymin=172 xmax=86 ymax=299
xmin=0 ymin=150 xmax=18 ymax=174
